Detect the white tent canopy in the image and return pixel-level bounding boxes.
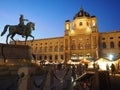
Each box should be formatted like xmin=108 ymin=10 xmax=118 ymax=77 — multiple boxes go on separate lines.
xmin=95 ymin=58 xmax=110 ymax=63
xmin=95 ymin=58 xmax=113 ymax=70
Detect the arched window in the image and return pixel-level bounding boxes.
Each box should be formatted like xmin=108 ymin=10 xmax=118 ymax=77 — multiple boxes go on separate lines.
xmin=71 ymin=39 xmax=76 ymax=50
xmin=39 ymin=47 xmax=42 ymax=52
xmin=61 ymin=55 xmax=64 ymax=60
xmin=44 ymin=46 xmax=47 ymax=52
xmin=86 ymin=22 xmax=89 ymax=26
xmin=110 ymin=42 xmax=114 ymax=48
xmin=102 ymin=42 xmax=106 ymax=48
xmin=78 ymin=43 xmax=83 ymax=49
xmin=85 ymin=43 xmax=90 ymax=49
xmin=55 ymin=55 xmax=58 ymax=60
xmin=79 ymin=22 xmax=82 ymax=26
xmin=44 ymin=55 xmax=47 ymax=60
xmin=49 ymin=46 xmax=52 ymax=52
xmin=60 ymin=45 xmax=64 ymax=51
xmin=78 ymin=44 xmax=80 ymax=49
xmin=49 ymin=55 xmax=52 ymax=60
xmin=54 ymin=46 xmax=58 ymax=52
xmin=71 ymin=44 xmax=76 ymax=50
xmin=39 ymin=55 xmax=42 ymax=60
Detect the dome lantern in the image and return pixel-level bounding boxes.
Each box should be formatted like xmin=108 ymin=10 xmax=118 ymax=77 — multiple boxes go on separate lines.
xmin=73 ymin=7 xmax=90 ymax=20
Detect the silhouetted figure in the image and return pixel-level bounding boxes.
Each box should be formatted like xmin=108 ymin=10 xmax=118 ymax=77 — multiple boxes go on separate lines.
xmin=72 ymin=65 xmax=76 ymax=81
xmin=111 ymin=63 xmax=115 ymax=76
xmin=18 ymin=14 xmax=29 ymax=37
xmin=106 ymin=64 xmax=109 ymax=71
xmin=85 ymin=63 xmax=88 ymax=70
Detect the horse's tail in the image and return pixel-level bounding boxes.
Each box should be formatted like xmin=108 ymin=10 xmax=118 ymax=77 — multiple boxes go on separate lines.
xmin=1 ymin=25 xmax=9 ymax=36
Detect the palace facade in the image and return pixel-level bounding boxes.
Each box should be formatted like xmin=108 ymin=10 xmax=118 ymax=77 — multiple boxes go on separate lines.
xmin=11 ymin=7 xmax=120 ymax=62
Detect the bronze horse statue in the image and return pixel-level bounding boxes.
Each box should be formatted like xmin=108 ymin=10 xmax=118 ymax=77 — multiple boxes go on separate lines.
xmin=1 ymin=22 xmax=35 ymax=45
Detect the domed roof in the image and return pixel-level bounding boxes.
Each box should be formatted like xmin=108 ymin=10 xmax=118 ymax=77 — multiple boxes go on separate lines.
xmin=73 ymin=7 xmax=90 ymax=19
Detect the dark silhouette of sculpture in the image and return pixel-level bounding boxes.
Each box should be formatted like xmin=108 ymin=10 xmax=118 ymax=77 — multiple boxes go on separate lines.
xmin=18 ymin=14 xmax=29 ymax=37
xmin=1 ymin=22 xmax=35 ymax=45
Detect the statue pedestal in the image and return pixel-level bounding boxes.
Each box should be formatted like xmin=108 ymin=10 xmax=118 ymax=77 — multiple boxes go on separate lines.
xmin=0 ymin=43 xmax=33 ymax=64
xmin=0 ymin=43 xmax=38 ymax=89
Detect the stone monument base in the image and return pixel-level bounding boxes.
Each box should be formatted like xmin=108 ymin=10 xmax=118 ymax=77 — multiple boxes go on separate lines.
xmin=0 ymin=43 xmax=33 ymax=64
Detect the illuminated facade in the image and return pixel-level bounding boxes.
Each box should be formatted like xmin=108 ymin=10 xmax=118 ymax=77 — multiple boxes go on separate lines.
xmin=11 ymin=7 xmax=120 ymax=62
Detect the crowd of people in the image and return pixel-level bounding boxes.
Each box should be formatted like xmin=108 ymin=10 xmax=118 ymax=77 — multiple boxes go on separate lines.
xmin=32 ymin=63 xmax=88 ymax=90
xmin=29 ymin=62 xmax=118 ymax=90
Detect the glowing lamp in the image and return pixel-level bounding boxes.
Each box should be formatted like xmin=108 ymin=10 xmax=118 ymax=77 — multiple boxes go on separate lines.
xmin=109 ymin=54 xmax=114 ymax=60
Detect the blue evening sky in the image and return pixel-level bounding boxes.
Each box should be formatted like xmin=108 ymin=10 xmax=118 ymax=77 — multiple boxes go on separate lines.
xmin=0 ymin=0 xmax=120 ymax=43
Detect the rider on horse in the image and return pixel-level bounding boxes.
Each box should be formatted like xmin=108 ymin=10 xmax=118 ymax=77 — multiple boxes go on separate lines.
xmin=18 ymin=14 xmax=29 ymax=37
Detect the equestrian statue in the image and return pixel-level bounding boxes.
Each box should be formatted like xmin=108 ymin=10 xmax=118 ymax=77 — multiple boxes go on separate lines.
xmin=1 ymin=15 xmax=35 ymax=45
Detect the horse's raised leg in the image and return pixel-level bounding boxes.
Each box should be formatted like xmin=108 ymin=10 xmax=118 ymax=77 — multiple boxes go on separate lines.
xmin=10 ymin=34 xmax=16 ymax=45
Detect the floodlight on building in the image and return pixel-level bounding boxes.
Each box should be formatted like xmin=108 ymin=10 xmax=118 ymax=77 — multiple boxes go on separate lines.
xmin=92 ymin=20 xmax=96 ymax=26
xmin=86 ymin=26 xmax=92 ymax=34
xmin=66 ymin=24 xmax=70 ymax=30
xmin=109 ymin=54 xmax=114 ymax=60
xmin=70 ymin=29 xmax=75 ymax=35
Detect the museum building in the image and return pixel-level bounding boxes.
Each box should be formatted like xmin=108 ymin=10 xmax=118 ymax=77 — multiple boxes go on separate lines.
xmin=11 ymin=7 xmax=120 ymax=62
